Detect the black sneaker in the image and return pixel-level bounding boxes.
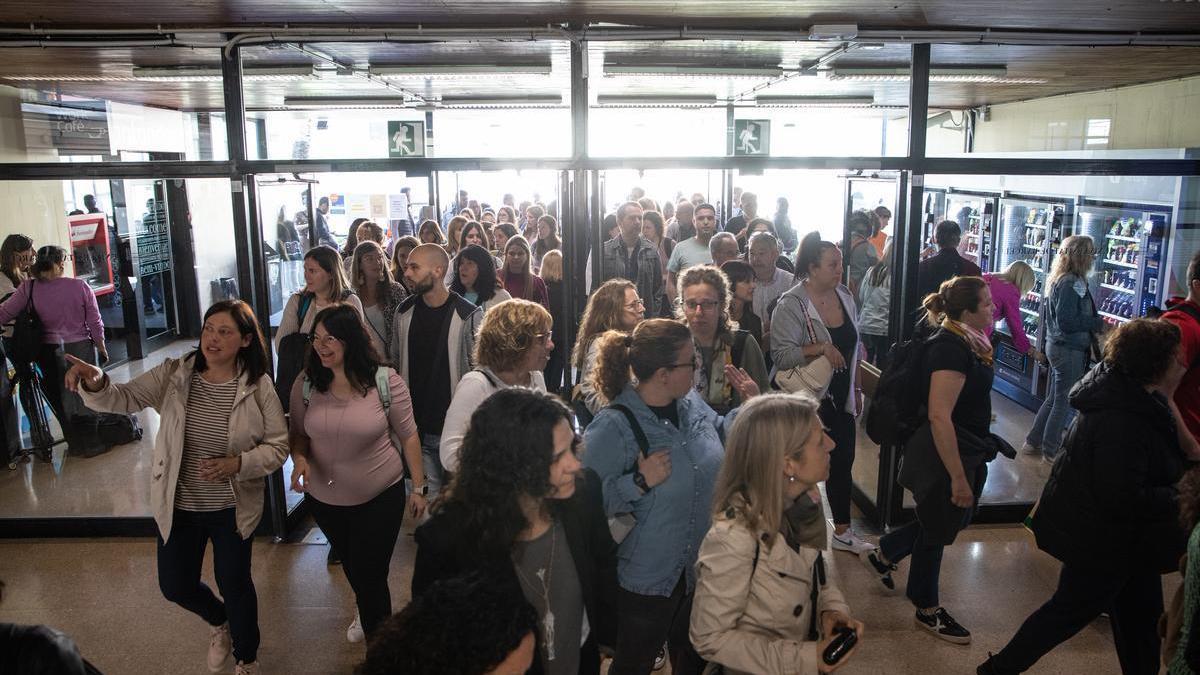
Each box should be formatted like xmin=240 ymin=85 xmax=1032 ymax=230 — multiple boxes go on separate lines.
xmin=653 ymin=643 xmax=667 ymax=671
xmin=326 ymin=544 xmax=341 ymax=566
xmin=859 ymin=547 xmax=896 ymax=590
xmin=915 ymin=607 xmax=971 ymax=644
xmin=977 ymin=653 xmax=1015 ymax=675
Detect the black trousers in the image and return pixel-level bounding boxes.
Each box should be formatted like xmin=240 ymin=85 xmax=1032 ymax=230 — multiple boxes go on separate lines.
xmin=609 ymin=573 xmax=705 ymax=675
xmin=34 ymin=341 xmax=99 ymax=455
xmin=0 ymin=339 xmax=20 ymax=462
xmin=819 ymin=400 xmax=857 ymax=526
xmin=990 ymin=561 xmax=1163 ymax=675
xmin=157 ymin=508 xmax=259 ymax=664
xmin=862 ymin=333 xmax=891 ymax=366
xmin=308 ymin=480 xmax=407 ymax=637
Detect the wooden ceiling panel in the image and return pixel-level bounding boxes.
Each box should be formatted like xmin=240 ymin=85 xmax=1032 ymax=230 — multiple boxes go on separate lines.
xmin=3 ymin=0 xmax=1200 ymax=32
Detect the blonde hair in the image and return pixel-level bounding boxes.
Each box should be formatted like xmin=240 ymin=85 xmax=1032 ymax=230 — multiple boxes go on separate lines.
xmin=1047 ymin=235 xmax=1096 ymax=289
xmin=712 ymin=392 xmax=822 ymax=543
xmin=473 ymin=299 xmax=552 ymax=373
xmin=590 ymin=319 xmax=691 ymax=404
xmin=446 ymin=216 xmax=469 ymax=256
xmin=573 ymin=279 xmax=636 ymax=369
xmin=539 ymin=249 xmax=563 ymax=283
xmin=1001 ymin=260 xmax=1036 ymax=296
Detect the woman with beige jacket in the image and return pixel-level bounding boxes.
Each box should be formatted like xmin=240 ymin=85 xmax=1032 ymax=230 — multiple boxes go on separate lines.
xmin=690 ymin=392 xmax=865 ymax=674
xmin=64 ymin=300 xmax=287 ymax=675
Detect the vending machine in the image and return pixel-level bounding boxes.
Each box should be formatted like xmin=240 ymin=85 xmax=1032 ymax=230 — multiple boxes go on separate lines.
xmin=992 ymin=194 xmax=1075 ymax=410
xmin=945 ymin=189 xmax=1000 ymax=273
xmin=1074 ymin=200 xmax=1172 ymax=329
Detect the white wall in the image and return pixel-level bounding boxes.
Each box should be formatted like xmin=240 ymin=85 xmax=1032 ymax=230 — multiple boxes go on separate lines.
xmin=974 ymin=75 xmax=1200 ymax=153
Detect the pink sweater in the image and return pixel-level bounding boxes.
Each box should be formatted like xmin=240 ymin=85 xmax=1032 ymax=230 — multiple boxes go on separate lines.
xmin=984 ymin=273 xmax=1031 ymax=353
xmin=0 ymin=277 xmax=103 ymax=345
xmin=289 ymin=370 xmax=418 ymax=506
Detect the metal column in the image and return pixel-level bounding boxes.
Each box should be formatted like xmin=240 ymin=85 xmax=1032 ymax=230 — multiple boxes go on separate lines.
xmin=564 ymin=33 xmax=590 ymax=388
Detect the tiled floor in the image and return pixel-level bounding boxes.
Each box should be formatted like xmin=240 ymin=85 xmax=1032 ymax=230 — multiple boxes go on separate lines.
xmin=0 ymin=517 xmax=1172 ymax=674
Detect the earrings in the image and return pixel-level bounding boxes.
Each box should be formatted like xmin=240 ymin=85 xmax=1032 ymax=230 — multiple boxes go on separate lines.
xmin=786 ymin=474 xmax=797 ymax=483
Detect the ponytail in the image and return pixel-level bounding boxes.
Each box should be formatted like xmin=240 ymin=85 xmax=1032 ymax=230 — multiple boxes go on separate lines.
xmin=923 ymin=275 xmax=987 ymax=327
xmin=589 ymin=319 xmax=692 ymax=404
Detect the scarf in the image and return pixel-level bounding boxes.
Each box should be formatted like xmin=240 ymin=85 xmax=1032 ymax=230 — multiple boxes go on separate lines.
xmin=942 ymin=318 xmax=994 ymax=367
xmin=779 ymin=488 xmax=828 ymax=552
xmin=692 ymin=335 xmax=734 ymax=407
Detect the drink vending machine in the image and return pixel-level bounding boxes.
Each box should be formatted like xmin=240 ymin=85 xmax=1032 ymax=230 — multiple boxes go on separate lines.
xmin=1073 ymin=200 xmax=1172 ymax=330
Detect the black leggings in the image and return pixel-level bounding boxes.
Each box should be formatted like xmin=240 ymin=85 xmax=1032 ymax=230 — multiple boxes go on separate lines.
xmin=157 ymin=508 xmax=259 ymax=664
xmin=609 ymin=573 xmax=704 ymax=675
xmin=307 ymin=480 xmax=407 ymax=637
xmin=819 ymin=400 xmax=857 ymax=526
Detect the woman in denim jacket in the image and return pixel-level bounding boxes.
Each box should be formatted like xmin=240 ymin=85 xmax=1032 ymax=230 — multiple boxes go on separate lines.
xmin=582 ymin=319 xmax=757 ymax=675
xmin=1024 ymin=235 xmax=1103 ymax=461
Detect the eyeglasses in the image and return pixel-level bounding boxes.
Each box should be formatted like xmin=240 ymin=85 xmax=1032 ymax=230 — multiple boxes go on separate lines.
xmin=684 ymin=300 xmax=720 ymax=312
xmin=309 ymin=333 xmax=341 ymax=347
xmin=534 ymin=332 xmax=553 ymax=344
xmin=624 ymin=299 xmax=645 ymax=310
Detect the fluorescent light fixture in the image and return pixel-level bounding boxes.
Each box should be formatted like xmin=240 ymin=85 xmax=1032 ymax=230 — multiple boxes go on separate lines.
xmin=827 ymin=66 xmax=1048 ymax=84
xmin=437 ymin=95 xmax=563 ymax=107
xmin=604 ymin=65 xmax=784 ymax=79
xmin=809 ymin=24 xmax=859 ymax=40
xmin=133 ymin=66 xmax=317 ymax=82
xmin=282 ymin=96 xmax=410 ymax=109
xmin=368 ymin=64 xmax=552 ymax=78
xmin=596 ymin=95 xmax=719 ymax=106
xmin=754 ymin=95 xmax=876 ymax=107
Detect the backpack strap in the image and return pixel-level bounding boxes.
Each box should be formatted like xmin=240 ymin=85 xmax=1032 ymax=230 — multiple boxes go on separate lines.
xmin=375 ymin=367 xmax=391 ymax=412
xmin=608 ymin=403 xmax=649 ymax=458
xmin=297 ymin=293 xmax=314 ymax=324
xmin=473 ymin=367 xmax=501 ymax=388
xmin=302 ymin=375 xmax=312 ymax=407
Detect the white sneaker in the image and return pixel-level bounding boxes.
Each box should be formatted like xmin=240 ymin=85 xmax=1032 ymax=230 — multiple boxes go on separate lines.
xmin=235 ymin=661 xmax=260 ymax=675
xmin=207 ymin=623 xmax=232 ymax=672
xmin=1020 ymin=442 xmax=1041 ymax=456
xmin=346 ymin=613 xmax=365 ymax=643
xmin=832 ymin=529 xmax=876 ymax=555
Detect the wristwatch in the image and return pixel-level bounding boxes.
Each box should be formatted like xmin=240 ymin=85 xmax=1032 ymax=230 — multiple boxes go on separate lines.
xmin=632 ymin=471 xmax=650 ymax=493
xmin=414 ymin=482 xmax=429 ymax=496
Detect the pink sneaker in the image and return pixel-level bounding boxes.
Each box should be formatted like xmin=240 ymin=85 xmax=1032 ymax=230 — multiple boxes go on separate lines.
xmin=207 ymin=623 xmax=231 ymax=672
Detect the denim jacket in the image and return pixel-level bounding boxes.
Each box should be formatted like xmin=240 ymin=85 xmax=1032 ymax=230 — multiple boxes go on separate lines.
xmin=582 ymin=386 xmax=729 ymax=597
xmin=1046 ymin=274 xmax=1102 ymax=350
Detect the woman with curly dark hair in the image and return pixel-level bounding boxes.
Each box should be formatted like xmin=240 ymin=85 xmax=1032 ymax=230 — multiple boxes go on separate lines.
xmin=287 ymin=304 xmax=426 ymax=646
xmin=357 ymin=572 xmax=538 ymax=675
xmin=981 ymin=318 xmax=1190 ymax=675
xmin=413 ymin=388 xmax=618 ymax=675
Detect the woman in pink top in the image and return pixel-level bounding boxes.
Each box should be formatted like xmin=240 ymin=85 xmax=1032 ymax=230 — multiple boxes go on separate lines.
xmin=288 ymin=304 xmax=426 ymax=645
xmin=983 ymin=260 xmax=1037 ymax=355
xmin=0 ymin=245 xmax=108 ymax=456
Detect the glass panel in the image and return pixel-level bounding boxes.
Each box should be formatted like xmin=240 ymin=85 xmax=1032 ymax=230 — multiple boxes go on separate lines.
xmin=0 ymin=47 xmax=226 ymax=162
xmin=0 ymin=177 xmax=236 ymax=520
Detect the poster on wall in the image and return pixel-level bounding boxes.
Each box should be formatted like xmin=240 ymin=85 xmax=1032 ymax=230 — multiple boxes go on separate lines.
xmin=388 ymin=193 xmax=411 ymax=220
xmin=370 ymin=194 xmax=388 ymax=220
xmin=329 ymin=194 xmax=346 ymax=215
xmin=346 ymin=195 xmax=371 ymax=218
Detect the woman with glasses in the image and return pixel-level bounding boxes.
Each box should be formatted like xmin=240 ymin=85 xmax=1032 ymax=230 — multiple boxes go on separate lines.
xmin=1023 ymin=235 xmax=1103 ymax=463
xmin=583 ymin=318 xmax=756 ymax=675
xmin=439 ymin=299 xmax=553 ymax=475
xmin=571 ymin=280 xmax=645 ymax=418
xmin=415 ymin=388 xmax=618 ymax=675
xmin=500 ymin=236 xmax=550 ymax=310
xmin=677 ymin=265 xmax=768 ymax=415
xmin=350 ymin=241 xmax=407 ymax=361
xmin=64 ymin=300 xmax=287 ymax=675
xmin=288 ymin=304 xmax=427 ymax=646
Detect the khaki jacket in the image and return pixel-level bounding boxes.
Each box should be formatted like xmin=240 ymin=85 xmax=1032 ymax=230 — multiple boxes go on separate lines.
xmin=690 ymin=512 xmax=851 ymax=675
xmin=81 ymin=356 xmax=288 ymax=541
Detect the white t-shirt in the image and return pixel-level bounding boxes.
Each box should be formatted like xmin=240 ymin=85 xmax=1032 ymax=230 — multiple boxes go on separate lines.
xmin=753 ymin=267 xmax=796 ymax=323
xmin=667 ymin=237 xmax=715 ymax=274
xmin=439 ymin=368 xmax=547 ymax=473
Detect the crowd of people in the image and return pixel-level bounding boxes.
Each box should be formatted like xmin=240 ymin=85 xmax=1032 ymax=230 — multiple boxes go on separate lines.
xmin=2 ymin=182 xmax=1200 ymax=675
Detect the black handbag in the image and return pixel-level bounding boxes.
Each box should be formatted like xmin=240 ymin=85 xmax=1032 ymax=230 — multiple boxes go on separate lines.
xmin=274 ymin=293 xmax=315 ymax=414
xmin=10 ymin=280 xmax=43 ymax=364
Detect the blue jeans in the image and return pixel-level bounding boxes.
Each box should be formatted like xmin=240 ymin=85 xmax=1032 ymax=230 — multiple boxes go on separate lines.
xmin=157 ymin=508 xmax=259 ymax=664
xmin=418 ymin=433 xmax=444 ymax=501
xmin=1027 ymin=342 xmax=1087 ymax=459
xmin=879 ymin=520 xmax=945 ymax=609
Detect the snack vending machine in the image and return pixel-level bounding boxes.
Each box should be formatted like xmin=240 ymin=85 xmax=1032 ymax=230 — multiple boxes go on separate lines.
xmin=1074 ymin=200 xmax=1172 ymax=329
xmin=992 ymin=195 xmax=1075 ymax=410
xmin=946 ymin=190 xmax=999 ymax=273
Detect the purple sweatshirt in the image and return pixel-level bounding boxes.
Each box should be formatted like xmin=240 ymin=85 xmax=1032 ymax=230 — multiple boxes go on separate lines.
xmin=0 ymin=277 xmax=104 ymax=345
xmin=984 ymin=273 xmax=1031 ymax=354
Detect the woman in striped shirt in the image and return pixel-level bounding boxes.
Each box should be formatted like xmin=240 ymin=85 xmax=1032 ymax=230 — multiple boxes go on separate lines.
xmin=65 ymin=300 xmax=288 ymax=675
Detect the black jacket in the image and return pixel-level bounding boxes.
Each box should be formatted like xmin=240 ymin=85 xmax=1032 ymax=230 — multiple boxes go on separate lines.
xmin=412 ymin=469 xmax=618 ymax=674
xmin=1031 ymin=363 xmax=1187 ymax=572
xmin=916 ymin=249 xmax=982 ymax=300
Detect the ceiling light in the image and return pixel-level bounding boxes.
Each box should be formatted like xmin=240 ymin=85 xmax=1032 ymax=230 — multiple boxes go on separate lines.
xmin=437 ymin=95 xmax=563 ymax=107
xmin=604 ymin=65 xmax=786 ymax=79
xmin=809 ymin=24 xmax=859 ymax=40
xmin=826 ymin=66 xmax=1048 ymax=84
xmin=596 ymin=94 xmax=719 ymax=107
xmin=753 ymin=95 xmax=876 ymax=107
xmin=367 ymin=65 xmax=553 ymax=78
xmin=282 ymin=96 xmax=410 ymax=109
xmin=132 ymin=66 xmax=317 ymax=82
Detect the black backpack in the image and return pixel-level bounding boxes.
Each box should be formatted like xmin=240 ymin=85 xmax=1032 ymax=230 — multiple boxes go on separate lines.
xmin=864 ymin=335 xmax=931 ymax=447
xmin=10 ymin=280 xmax=43 ymax=364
